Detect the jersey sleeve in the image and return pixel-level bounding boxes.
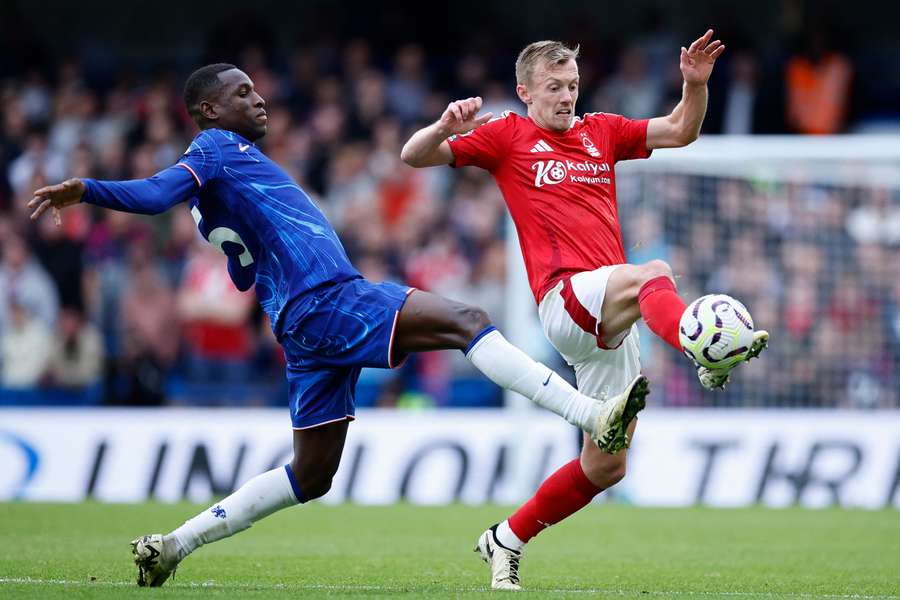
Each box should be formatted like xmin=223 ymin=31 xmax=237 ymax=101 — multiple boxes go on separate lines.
xmin=447 ymin=113 xmax=514 ymax=173
xmin=81 ymin=165 xmax=197 ymax=215
xmin=176 ymin=130 xmax=224 ymax=187
xmin=225 ymin=247 xmax=257 ymax=292
xmin=598 ymin=113 xmax=652 ymax=163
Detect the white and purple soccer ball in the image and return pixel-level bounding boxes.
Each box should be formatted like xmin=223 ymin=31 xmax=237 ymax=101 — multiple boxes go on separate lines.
xmin=678 ymin=294 xmax=755 ymax=370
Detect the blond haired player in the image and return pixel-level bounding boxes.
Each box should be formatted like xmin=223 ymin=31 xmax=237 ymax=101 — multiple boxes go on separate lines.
xmin=402 ymin=30 xmax=767 ymax=590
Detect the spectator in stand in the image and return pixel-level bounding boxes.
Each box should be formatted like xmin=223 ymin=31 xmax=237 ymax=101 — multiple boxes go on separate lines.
xmin=785 ymin=27 xmax=853 ymax=134
xmin=846 ymin=187 xmax=900 ymax=246
xmin=285 ymin=48 xmax=318 ymax=121
xmin=591 ymin=44 xmax=662 ymax=119
xmin=0 ymin=231 xmax=59 ymax=331
xmin=48 ymin=84 xmax=98 ymax=157
xmin=118 ymin=242 xmax=179 ymax=405
xmin=479 ymin=80 xmax=519 ymax=120
xmin=453 ymin=53 xmax=489 ymax=100
xmin=0 ymin=298 xmax=52 ymax=389
xmin=706 ymin=50 xmax=763 ymax=134
xmin=304 ymin=82 xmax=347 ymax=195
xmin=19 ymin=69 xmax=53 ymax=125
xmin=346 ymin=70 xmax=388 ymax=142
xmin=83 ymin=209 xmax=153 ymax=363
xmin=1 ymin=95 xmax=28 ymax=210
xmin=176 ymin=240 xmax=255 ymax=385
xmin=387 ymin=44 xmax=429 ymax=125
xmin=31 ymin=201 xmax=87 ymax=311
xmin=8 ymin=127 xmax=66 ymax=199
xmin=45 ymin=306 xmax=104 ymax=389
xmin=159 ymin=205 xmax=198 ymax=286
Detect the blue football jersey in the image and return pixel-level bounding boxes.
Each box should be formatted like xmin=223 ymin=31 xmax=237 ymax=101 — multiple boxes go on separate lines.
xmin=177 ymin=129 xmax=361 ymax=332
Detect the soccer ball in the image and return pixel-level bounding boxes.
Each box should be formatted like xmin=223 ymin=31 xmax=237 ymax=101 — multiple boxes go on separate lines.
xmin=679 ymin=294 xmax=755 ymax=370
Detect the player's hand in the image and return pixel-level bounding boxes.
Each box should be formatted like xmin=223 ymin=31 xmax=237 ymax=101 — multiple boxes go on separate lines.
xmin=438 ymin=97 xmax=494 ymax=136
xmin=680 ymin=29 xmax=725 ymax=86
xmin=29 ymin=178 xmax=85 ymax=226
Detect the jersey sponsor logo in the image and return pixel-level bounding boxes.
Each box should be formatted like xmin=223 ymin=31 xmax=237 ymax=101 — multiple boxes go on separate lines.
xmin=566 ymin=159 xmax=610 ymax=175
xmin=529 ymin=139 xmax=554 ymax=153
xmin=239 ymin=143 xmax=250 ymax=152
xmin=531 ymin=160 xmax=567 ymax=187
xmin=580 ymin=133 xmax=601 ymax=157
xmin=531 ymin=159 xmax=612 ymax=187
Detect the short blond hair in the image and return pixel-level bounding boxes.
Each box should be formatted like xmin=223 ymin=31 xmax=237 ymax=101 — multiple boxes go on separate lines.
xmin=515 ymin=41 xmax=580 ymax=86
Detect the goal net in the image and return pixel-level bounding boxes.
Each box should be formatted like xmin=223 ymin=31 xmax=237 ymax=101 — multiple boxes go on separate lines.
xmin=505 ymin=136 xmax=900 ymax=409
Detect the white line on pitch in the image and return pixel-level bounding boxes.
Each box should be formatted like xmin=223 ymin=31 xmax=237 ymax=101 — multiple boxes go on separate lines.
xmin=0 ymin=577 xmax=897 ymax=599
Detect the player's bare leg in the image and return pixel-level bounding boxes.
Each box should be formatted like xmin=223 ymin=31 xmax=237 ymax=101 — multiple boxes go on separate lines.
xmin=476 ymin=419 xmax=638 ymax=590
xmin=602 ymin=260 xmax=767 ymax=389
xmin=132 ymin=421 xmax=348 ymax=586
xmin=288 ymin=420 xmax=349 ymax=500
xmin=579 ymin=418 xmax=637 ymax=491
xmin=394 ymin=290 xmax=635 ymax=451
xmin=600 ymin=260 xmax=677 ymax=345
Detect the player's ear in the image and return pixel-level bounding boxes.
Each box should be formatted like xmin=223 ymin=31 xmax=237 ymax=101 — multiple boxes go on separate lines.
xmin=516 ymin=83 xmax=532 ymax=105
xmin=199 ymin=100 xmax=219 ymax=122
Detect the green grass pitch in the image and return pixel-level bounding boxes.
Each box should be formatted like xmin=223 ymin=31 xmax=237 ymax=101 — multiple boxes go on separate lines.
xmin=0 ymin=502 xmax=897 ymax=598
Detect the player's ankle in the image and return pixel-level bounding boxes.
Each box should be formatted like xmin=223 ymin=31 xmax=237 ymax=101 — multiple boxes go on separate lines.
xmin=165 ymin=533 xmax=192 ymax=563
xmin=494 ymin=520 xmax=525 ymax=552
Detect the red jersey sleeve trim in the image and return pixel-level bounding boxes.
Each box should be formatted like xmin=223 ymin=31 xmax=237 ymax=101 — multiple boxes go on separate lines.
xmin=177 ymin=163 xmax=202 ymax=187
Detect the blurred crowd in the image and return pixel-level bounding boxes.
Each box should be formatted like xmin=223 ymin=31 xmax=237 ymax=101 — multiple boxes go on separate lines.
xmin=0 ymin=31 xmax=895 ymax=408
xmin=620 ymin=175 xmax=900 ymax=409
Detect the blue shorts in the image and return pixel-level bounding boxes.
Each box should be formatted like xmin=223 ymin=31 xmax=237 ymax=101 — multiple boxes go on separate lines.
xmin=278 ymin=279 xmax=414 ymax=429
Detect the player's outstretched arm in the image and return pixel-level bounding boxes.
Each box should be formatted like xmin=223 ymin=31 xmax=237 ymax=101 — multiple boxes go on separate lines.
xmin=401 ymin=97 xmax=493 ymax=168
xmin=29 ymin=165 xmax=199 ymax=225
xmin=647 ymin=29 xmax=724 ymax=150
xmin=28 ymin=178 xmax=85 ymax=226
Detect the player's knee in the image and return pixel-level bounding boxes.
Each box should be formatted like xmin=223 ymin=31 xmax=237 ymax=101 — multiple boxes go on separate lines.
xmin=294 ymin=471 xmax=334 ymax=501
xmin=605 ymin=461 xmax=628 ymax=487
xmin=302 ymin=477 xmax=333 ymax=501
xmin=643 ymin=259 xmax=673 ymax=281
xmin=583 ymin=457 xmax=627 ymax=489
xmin=637 ymin=259 xmax=674 ymax=289
xmin=289 ymin=459 xmax=337 ymax=501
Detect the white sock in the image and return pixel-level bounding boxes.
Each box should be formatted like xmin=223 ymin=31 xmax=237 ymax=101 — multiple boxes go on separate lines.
xmin=166 ymin=465 xmax=301 ymax=562
xmin=495 ymin=520 xmax=525 ymax=552
xmin=466 ymin=328 xmax=598 ymax=431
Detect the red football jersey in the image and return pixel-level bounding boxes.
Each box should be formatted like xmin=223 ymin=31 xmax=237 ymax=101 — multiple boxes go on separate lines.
xmin=448 ymin=111 xmax=651 ymax=303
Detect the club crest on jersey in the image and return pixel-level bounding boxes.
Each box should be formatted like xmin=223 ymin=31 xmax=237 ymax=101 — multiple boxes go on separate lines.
xmin=580 ymin=133 xmax=601 ymax=158
xmin=531 ymin=160 xmax=567 ymax=187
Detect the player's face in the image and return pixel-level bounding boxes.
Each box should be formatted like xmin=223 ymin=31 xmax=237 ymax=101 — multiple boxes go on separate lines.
xmin=518 ymin=59 xmax=579 ymax=132
xmin=213 ymin=69 xmax=268 ymax=141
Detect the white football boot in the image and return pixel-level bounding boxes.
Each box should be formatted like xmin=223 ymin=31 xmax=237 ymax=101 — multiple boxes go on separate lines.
xmin=696 ymin=330 xmax=769 ymax=391
xmin=590 ymin=375 xmax=649 ymax=454
xmin=474 ymin=526 xmax=523 ymax=591
xmin=131 ymin=534 xmax=179 ymax=587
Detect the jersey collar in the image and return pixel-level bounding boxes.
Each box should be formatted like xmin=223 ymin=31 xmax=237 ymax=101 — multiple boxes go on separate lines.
xmin=525 ymin=115 xmax=579 ymax=137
